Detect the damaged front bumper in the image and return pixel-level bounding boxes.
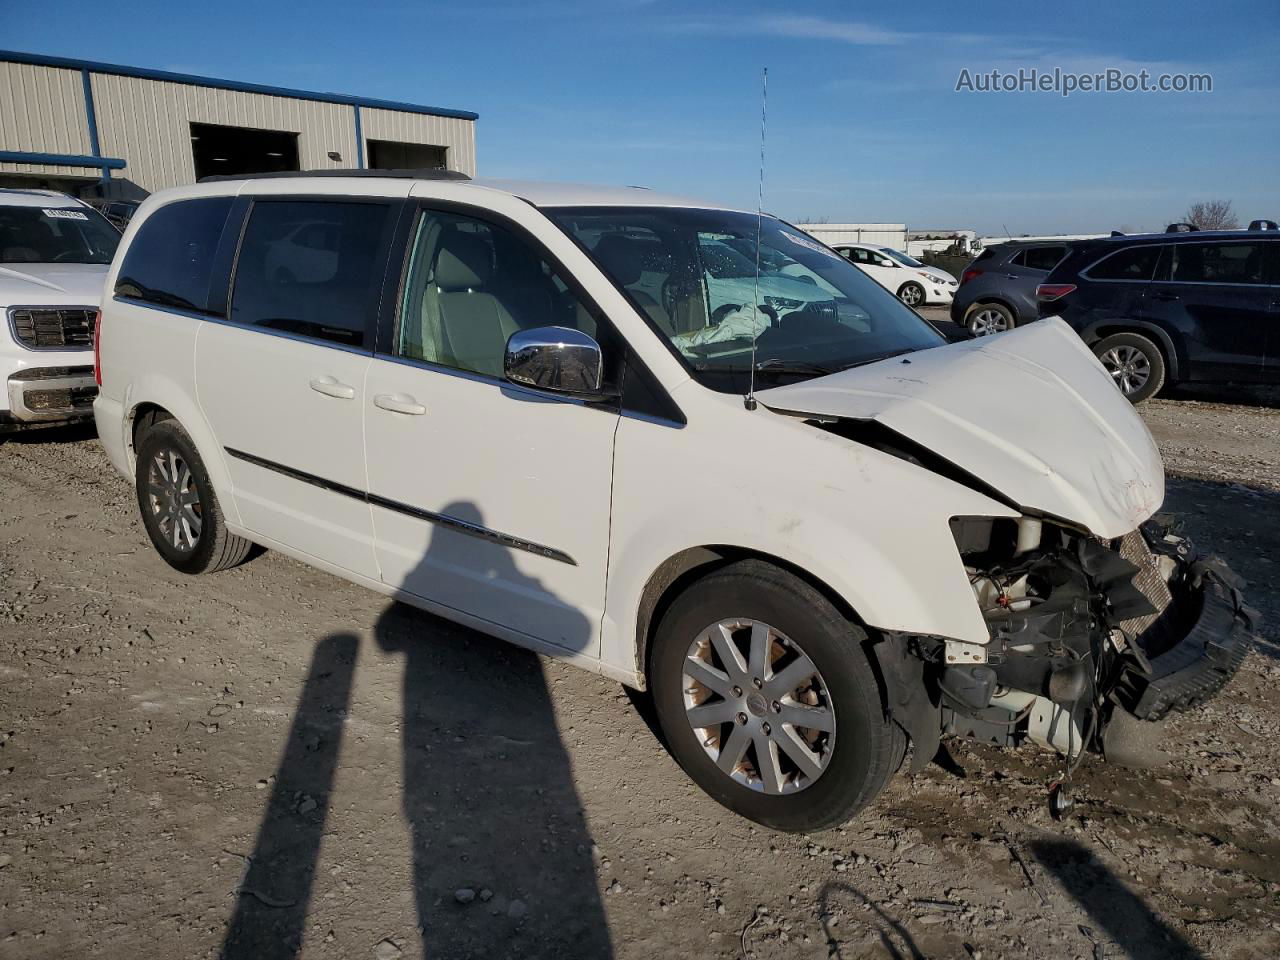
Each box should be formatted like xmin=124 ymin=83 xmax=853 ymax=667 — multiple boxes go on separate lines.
xmin=937 ymin=518 xmax=1257 ymax=761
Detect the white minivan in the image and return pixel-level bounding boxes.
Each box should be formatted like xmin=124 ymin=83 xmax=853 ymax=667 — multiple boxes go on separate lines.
xmin=94 ymin=172 xmax=1252 ymax=831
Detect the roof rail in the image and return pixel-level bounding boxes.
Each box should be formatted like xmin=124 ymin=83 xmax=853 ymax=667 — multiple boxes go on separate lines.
xmin=197 ymin=168 xmax=472 ymax=183
xmin=1248 ymin=219 xmax=1278 ymax=231
xmin=1165 ymin=222 xmax=1199 ymax=233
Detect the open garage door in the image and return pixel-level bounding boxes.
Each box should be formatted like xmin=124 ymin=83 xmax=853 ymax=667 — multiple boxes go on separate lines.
xmin=367 ymin=139 xmax=447 ymax=171
xmin=191 ymin=122 xmax=300 ymax=181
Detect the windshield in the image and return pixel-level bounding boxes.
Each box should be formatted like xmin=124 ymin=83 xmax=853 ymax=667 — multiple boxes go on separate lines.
xmin=0 ymin=205 xmax=120 ymax=265
xmin=883 ymin=247 xmax=925 ymax=268
xmin=549 ymin=206 xmax=944 ymax=392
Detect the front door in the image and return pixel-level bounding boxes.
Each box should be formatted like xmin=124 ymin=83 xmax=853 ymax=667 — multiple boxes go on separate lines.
xmin=363 ymin=204 xmax=620 ymax=656
xmin=196 ymin=196 xmax=400 ymax=578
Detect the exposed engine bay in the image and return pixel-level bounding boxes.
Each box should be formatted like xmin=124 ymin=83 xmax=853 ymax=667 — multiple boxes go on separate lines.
xmin=937 ymin=514 xmax=1255 ymax=767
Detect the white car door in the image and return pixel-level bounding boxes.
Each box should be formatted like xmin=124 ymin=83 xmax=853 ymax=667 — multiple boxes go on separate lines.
xmin=362 ymin=203 xmax=619 ymax=656
xmin=195 ymin=196 xmax=400 ymax=579
xmin=840 ymin=246 xmax=899 ymax=293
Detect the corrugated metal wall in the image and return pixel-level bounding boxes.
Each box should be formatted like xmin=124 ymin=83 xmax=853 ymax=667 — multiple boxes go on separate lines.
xmin=0 ymin=61 xmax=94 ymax=178
xmin=90 ymin=73 xmax=361 ymax=191
xmin=1 ymin=60 xmax=477 ymax=192
xmin=361 ymin=106 xmax=476 ymax=176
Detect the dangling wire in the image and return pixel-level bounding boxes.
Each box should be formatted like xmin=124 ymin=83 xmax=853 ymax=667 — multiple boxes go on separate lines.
xmin=745 ymin=66 xmax=768 ymax=412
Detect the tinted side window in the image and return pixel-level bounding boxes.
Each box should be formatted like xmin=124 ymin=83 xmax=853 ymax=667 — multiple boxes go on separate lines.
xmin=1169 ymin=242 xmax=1266 ymax=285
xmin=230 ymin=200 xmax=393 ymax=348
xmin=1022 ymin=246 xmax=1067 ymax=272
xmin=1087 ymin=245 xmax=1163 ymax=281
xmin=115 ymin=197 xmax=233 ymax=312
xmin=397 ymin=209 xmax=607 ymax=379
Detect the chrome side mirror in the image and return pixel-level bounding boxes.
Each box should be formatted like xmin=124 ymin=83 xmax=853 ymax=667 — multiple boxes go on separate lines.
xmin=504 ymin=326 xmax=609 ymax=398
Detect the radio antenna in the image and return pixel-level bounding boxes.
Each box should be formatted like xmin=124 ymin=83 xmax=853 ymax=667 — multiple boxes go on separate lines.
xmin=745 ymin=66 xmax=768 ymax=412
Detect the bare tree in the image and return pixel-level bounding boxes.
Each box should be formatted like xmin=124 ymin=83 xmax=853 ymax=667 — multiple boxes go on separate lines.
xmin=1182 ymin=200 xmax=1239 ymax=231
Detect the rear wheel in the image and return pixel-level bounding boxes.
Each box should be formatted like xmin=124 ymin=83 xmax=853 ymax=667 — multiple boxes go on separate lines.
xmin=1093 ymin=332 xmax=1166 ymax=403
xmin=965 ymin=302 xmax=1015 ymax=336
xmin=897 ymin=282 xmax=925 ymax=307
xmin=135 ymin=420 xmax=254 ymax=574
xmin=650 ymin=560 xmax=904 ymax=832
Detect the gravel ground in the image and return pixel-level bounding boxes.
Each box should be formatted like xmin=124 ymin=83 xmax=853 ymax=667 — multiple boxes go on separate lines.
xmin=2 ymin=355 xmax=1278 ymax=959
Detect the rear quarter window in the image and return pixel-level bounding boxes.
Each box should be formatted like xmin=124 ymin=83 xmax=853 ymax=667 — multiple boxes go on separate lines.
xmin=115 ymin=197 xmax=235 ymax=313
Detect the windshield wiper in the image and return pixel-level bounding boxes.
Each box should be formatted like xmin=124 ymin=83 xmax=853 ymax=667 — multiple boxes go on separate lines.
xmin=753 ymin=358 xmax=837 ymax=378
xmin=840 ymin=348 xmax=917 ymax=369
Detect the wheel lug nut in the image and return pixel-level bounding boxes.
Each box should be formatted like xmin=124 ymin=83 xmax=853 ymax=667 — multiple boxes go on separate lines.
xmin=762 ymin=722 xmax=771 ymax=735
xmin=732 ymin=685 xmax=743 ymax=698
xmin=752 ymin=678 xmax=763 ymax=689
xmin=736 ymin=713 xmax=748 ymax=725
xmin=771 ymin=701 xmax=781 ymax=713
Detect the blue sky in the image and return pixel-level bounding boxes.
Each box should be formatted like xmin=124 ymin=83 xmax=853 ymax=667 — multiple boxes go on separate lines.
xmin=7 ymin=0 xmax=1279 ymax=233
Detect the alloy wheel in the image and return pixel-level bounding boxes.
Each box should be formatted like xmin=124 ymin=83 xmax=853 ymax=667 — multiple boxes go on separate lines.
xmin=682 ymin=619 xmax=836 ymax=795
xmin=968 ymin=308 xmax=1010 ymax=336
xmin=899 ymin=285 xmax=923 ymax=306
xmin=146 ymin=447 xmax=203 ymax=553
xmin=1099 ymin=344 xmax=1151 ymax=395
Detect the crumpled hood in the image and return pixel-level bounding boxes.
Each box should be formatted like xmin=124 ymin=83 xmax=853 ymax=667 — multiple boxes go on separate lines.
xmin=760 ymin=318 xmax=1164 ymax=537
xmin=0 ymin=262 xmax=109 ymax=304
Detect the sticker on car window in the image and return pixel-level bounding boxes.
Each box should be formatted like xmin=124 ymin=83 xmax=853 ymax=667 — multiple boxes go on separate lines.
xmin=42 ymin=208 xmax=90 ymax=221
xmin=779 ymin=230 xmax=843 ymax=260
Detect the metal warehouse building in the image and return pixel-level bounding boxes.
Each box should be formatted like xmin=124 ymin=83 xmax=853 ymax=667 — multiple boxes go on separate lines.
xmin=0 ymin=50 xmax=478 ymax=200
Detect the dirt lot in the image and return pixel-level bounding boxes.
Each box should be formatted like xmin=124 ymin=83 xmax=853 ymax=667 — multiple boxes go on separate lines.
xmin=2 ymin=363 xmax=1279 ymax=959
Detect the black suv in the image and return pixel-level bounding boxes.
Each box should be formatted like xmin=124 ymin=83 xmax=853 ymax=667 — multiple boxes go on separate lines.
xmin=951 ymin=240 xmax=1072 ymax=335
xmin=1038 ymin=225 xmax=1280 ymax=402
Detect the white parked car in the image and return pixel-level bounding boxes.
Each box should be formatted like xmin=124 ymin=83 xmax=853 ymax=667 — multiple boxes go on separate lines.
xmin=1 ymin=189 xmax=119 ymax=432
xmin=94 ymin=174 xmax=1251 ymax=831
xmin=833 ymin=243 xmax=957 ymax=306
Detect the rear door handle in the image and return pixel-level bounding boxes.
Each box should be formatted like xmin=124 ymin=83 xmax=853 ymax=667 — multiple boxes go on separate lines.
xmin=309 ymin=376 xmax=356 ymax=400
xmin=373 ymin=393 xmax=427 ymax=416
xmin=1151 ymin=291 xmax=1180 ymax=301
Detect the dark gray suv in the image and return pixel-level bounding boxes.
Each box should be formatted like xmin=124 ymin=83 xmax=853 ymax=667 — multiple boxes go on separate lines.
xmin=951 ymin=241 xmax=1072 ymax=335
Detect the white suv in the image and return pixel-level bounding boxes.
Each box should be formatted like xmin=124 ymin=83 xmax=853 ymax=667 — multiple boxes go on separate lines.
xmin=94 ymin=173 xmax=1252 ymax=831
xmin=1 ymin=189 xmax=119 ymax=432
xmin=833 ymin=243 xmax=958 ymax=306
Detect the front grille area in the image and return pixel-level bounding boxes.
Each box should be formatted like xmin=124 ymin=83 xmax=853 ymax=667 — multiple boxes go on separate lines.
xmin=24 ymin=385 xmax=97 ymax=412
xmin=8 ymin=307 xmax=96 ymax=349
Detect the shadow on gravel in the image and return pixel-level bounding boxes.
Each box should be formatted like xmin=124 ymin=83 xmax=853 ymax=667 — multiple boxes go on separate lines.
xmin=221 ymin=632 xmax=360 ymax=959
xmin=221 ymin=503 xmax=612 ymax=958
xmin=375 ymin=501 xmax=612 ymax=959
xmin=819 ymin=881 xmax=923 ymax=960
xmin=1160 ymin=382 xmax=1280 ymax=410
xmin=0 ymin=421 xmax=98 ymax=445
xmin=1030 ymin=838 xmax=1204 ymax=960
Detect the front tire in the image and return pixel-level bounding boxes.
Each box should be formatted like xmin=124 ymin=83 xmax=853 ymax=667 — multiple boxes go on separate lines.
xmin=650 ymin=560 xmax=903 ymax=832
xmin=897 ymin=282 xmax=925 ymax=307
xmin=1093 ymin=332 xmax=1166 ymax=403
xmin=135 ymin=420 xmax=254 ymax=574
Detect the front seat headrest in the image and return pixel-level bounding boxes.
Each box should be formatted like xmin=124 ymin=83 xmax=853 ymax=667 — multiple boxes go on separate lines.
xmin=435 ymin=230 xmax=494 ymax=289
xmin=591 ymin=234 xmax=646 ymax=286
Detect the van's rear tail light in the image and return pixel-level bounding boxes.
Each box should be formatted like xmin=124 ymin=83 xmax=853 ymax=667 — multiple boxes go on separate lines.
xmin=93 ymin=310 xmax=103 ymax=386
xmin=1036 ymin=283 xmax=1076 ymax=302
xmin=960 ymin=268 xmax=983 ymax=285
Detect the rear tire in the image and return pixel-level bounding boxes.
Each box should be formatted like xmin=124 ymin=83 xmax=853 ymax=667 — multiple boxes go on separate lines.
xmin=897 ymin=282 xmax=925 ymax=307
xmin=964 ymin=302 xmax=1015 ymax=336
xmin=135 ymin=420 xmax=254 ymax=574
xmin=649 ymin=560 xmax=903 ymax=832
xmin=1093 ymin=332 xmax=1166 ymax=403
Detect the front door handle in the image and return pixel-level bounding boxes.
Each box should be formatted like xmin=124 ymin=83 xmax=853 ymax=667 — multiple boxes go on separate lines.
xmin=1151 ymin=291 xmax=1180 ymax=302
xmin=310 ymin=376 xmax=356 ymax=399
xmin=373 ymin=393 xmax=427 ymax=416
